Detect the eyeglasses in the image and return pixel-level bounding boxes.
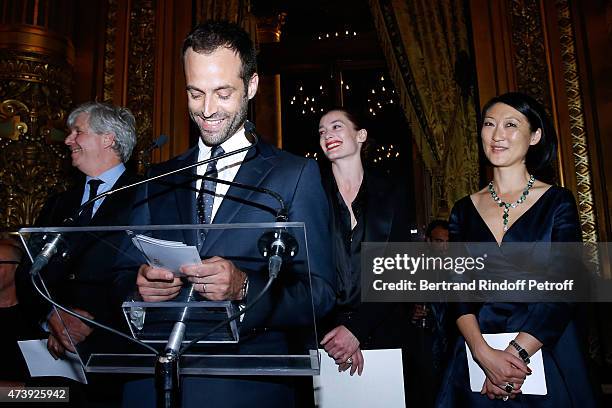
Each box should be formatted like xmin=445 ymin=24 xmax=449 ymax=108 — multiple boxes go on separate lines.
xmin=0 ymin=261 xmax=20 ymax=265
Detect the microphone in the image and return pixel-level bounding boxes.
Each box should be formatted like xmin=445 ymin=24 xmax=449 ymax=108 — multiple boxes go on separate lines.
xmin=244 ymin=120 xmax=255 ymax=139
xmin=257 ymin=229 xmax=298 ymax=278
xmin=29 ymin=122 xmax=261 ymax=280
xmin=240 ymin=121 xmax=297 ymax=276
xmin=70 ymin=123 xmax=258 ymax=223
xmin=140 ymin=134 xmax=169 ymax=171
xmin=144 ymin=134 xmax=169 ymax=154
xmin=28 ymin=233 xmax=68 ymax=277
xmin=30 ymin=120 xmax=299 ymax=284
xmin=26 ymin=121 xmax=297 ymax=392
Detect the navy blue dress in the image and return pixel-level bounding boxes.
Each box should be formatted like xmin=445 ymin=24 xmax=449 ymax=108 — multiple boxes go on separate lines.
xmin=435 ymin=186 xmax=598 ymax=407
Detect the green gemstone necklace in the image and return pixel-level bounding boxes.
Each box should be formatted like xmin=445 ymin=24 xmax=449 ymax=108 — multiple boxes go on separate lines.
xmin=488 ymin=174 xmax=535 ymax=232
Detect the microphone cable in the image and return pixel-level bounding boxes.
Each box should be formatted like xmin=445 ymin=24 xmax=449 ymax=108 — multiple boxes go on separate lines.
xmin=29 ymin=272 xmax=159 ymax=354
xmin=25 ymin=120 xmax=293 ymax=359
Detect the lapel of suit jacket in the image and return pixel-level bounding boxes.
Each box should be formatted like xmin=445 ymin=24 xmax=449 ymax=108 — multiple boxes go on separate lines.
xmin=65 ymin=182 xmax=86 ymax=224
xmin=364 ymin=172 xmax=394 ymax=243
xmin=50 ymin=177 xmax=86 ymax=226
xmin=200 ymin=142 xmax=275 ymax=255
xmin=171 ymin=147 xmax=199 ymax=245
xmin=90 ymin=171 xmax=134 ymax=226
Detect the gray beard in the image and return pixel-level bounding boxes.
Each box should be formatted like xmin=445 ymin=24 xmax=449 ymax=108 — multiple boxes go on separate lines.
xmin=192 ymin=97 xmax=249 ymax=146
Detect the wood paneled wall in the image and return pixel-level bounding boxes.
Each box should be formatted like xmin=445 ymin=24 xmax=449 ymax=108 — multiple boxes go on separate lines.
xmin=73 ymin=0 xmax=193 ymax=167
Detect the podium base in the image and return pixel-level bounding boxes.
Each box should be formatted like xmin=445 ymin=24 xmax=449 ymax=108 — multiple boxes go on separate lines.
xmin=85 ymin=351 xmax=320 ymax=376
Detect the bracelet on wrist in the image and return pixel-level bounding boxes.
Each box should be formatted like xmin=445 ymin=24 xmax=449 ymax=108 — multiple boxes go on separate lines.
xmin=509 ymin=339 xmax=530 ymax=364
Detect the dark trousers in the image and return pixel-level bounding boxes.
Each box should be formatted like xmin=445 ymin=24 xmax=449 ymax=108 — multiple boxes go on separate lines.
xmin=403 ymin=326 xmax=443 ymax=408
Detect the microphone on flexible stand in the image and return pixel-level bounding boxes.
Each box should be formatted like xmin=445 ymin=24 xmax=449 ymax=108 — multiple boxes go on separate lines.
xmin=25 ymin=121 xmax=298 ymax=407
xmin=145 ymin=134 xmax=170 ymax=153
xmin=139 ymin=134 xmax=169 ymax=172
xmin=29 ymin=124 xmax=259 ymax=282
xmin=28 ymin=233 xmax=69 ymax=278
xmin=242 ymin=121 xmax=298 ymax=277
xmin=194 ymin=176 xmax=297 ymax=277
xmin=23 ymin=126 xmax=263 ymax=408
xmin=162 ymin=121 xmax=277 ymax=357
xmin=177 ymin=121 xmax=300 ymax=357
xmin=29 ymin=121 xmax=293 ymax=296
xmin=140 ymin=121 xmax=299 ymax=407
xmin=243 ymin=120 xmax=256 ymax=143
xmin=24 ymin=125 xmax=267 ymax=404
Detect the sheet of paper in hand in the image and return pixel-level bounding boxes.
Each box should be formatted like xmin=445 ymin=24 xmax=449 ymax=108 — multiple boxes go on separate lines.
xmin=130 ymin=234 xmax=201 ymax=276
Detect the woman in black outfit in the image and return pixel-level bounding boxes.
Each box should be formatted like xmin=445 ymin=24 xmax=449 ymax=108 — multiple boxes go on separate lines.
xmin=317 ymin=107 xmax=411 ymax=376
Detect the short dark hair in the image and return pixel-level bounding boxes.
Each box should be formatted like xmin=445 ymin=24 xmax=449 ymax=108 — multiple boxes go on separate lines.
xmin=182 ymin=20 xmax=257 ymax=90
xmin=425 ymin=220 xmax=449 ymax=238
xmin=480 ymin=92 xmax=557 ymax=172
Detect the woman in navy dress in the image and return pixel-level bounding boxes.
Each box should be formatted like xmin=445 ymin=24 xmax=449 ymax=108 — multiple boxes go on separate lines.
xmin=436 ymin=92 xmax=598 ymax=407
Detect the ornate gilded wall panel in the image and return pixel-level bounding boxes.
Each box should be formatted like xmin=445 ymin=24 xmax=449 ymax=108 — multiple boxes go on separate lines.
xmin=103 ymin=0 xmax=119 ymax=103
xmin=127 ymin=0 xmax=156 ymax=174
xmin=0 ymin=50 xmax=73 ymax=227
xmin=370 ymin=0 xmax=479 ymax=219
xmin=0 ymin=1 xmax=76 ymax=227
xmin=509 ymin=0 xmax=552 ymax=110
xmin=556 ymin=0 xmax=599 ymax=244
xmin=506 ymin=0 xmax=598 ymax=243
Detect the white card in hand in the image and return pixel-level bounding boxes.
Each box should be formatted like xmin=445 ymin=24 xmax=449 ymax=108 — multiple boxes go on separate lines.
xmin=465 ymin=332 xmax=547 ymax=395
xmin=135 ymin=238 xmax=201 ymax=276
xmin=133 ymin=235 xmax=188 ymax=248
xmin=147 ymin=246 xmax=201 ymax=276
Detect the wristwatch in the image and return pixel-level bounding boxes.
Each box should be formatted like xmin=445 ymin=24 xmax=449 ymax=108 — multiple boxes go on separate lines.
xmin=240 ymin=275 xmax=249 ymax=302
xmin=509 ymin=340 xmax=530 ymax=364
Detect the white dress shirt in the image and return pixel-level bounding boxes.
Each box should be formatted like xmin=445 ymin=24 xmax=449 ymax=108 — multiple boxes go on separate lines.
xmin=195 ymin=128 xmax=251 ymax=222
xmin=81 ymin=163 xmax=126 ymax=217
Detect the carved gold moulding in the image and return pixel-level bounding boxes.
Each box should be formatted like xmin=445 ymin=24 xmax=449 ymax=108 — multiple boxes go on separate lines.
xmin=0 ymin=100 xmax=28 ymax=140
xmin=0 ymin=24 xmax=75 ymax=65
xmin=0 ymin=116 xmax=27 ymax=141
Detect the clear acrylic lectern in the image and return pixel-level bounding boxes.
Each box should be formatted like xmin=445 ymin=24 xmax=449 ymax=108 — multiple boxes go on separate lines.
xmin=19 ymin=223 xmax=320 ymax=379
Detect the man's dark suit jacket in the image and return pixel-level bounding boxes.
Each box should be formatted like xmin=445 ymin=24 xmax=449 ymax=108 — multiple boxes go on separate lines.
xmin=18 ymin=170 xmax=141 ymax=328
xmin=15 ymin=169 xmax=141 ymax=405
xmin=116 ymin=141 xmax=335 ymax=408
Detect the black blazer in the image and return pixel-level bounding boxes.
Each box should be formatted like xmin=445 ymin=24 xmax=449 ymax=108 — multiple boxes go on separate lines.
xmin=322 ymin=167 xmax=412 ymax=348
xmin=17 ymin=170 xmax=141 ymax=325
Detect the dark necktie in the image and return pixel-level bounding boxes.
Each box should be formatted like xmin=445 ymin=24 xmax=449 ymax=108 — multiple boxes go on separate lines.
xmin=80 ymin=179 xmax=104 ymax=223
xmin=197 ymin=145 xmax=225 ymax=226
